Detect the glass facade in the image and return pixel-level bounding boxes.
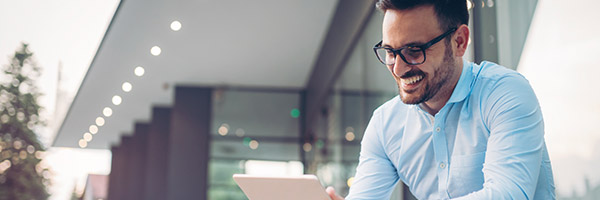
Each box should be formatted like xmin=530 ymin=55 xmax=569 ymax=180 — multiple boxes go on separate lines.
xmin=208 ymin=89 xmax=303 ymax=199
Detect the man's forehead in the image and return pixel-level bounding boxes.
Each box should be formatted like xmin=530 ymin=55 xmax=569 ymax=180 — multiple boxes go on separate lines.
xmin=381 ymin=6 xmax=441 ymax=47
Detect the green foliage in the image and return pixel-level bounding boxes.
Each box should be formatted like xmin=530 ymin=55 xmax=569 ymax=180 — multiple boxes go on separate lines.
xmin=0 ymin=43 xmax=49 ymax=200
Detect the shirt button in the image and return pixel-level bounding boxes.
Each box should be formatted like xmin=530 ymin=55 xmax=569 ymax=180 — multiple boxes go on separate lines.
xmin=435 ymin=127 xmax=441 ymax=132
xmin=440 ymin=162 xmax=446 ymax=169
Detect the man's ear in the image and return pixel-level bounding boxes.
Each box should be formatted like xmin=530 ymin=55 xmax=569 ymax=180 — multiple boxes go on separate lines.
xmin=453 ymin=24 xmax=470 ymax=57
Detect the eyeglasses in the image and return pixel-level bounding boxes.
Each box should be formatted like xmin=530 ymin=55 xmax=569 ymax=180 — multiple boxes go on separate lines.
xmin=373 ymin=28 xmax=457 ymax=66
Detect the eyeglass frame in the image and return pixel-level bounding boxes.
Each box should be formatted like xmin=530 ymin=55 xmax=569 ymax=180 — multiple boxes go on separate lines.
xmin=373 ymin=27 xmax=457 ymax=66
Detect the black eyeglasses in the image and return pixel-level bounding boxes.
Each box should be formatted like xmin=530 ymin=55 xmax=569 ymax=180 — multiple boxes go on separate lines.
xmin=373 ymin=27 xmax=457 ymax=66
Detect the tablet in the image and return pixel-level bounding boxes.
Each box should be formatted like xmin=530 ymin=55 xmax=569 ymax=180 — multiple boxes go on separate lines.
xmin=232 ymin=174 xmax=331 ymax=200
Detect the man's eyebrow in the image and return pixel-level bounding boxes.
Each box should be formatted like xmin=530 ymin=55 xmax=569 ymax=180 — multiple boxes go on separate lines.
xmin=381 ymin=41 xmax=425 ymax=49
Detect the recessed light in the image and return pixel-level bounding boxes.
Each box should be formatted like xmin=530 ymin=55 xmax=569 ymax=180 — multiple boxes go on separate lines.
xmin=170 ymin=20 xmax=182 ymax=31
xmin=151 ymin=46 xmax=161 ymax=56
xmin=112 ymin=95 xmax=122 ymax=105
xmin=122 ymin=82 xmax=132 ymax=92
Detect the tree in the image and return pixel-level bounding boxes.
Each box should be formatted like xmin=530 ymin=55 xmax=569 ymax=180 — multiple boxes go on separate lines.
xmin=0 ymin=43 xmax=49 ymax=200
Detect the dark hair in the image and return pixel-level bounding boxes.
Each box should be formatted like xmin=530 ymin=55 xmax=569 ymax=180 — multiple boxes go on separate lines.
xmin=376 ymin=0 xmax=469 ymax=31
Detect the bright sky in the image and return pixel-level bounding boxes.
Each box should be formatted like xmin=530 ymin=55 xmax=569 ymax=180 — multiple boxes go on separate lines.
xmin=1 ymin=0 xmax=599 ymax=199
xmin=0 ymin=1 xmax=119 ymax=200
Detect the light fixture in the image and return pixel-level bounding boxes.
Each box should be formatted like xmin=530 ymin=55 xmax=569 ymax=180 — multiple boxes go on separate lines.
xmin=345 ymin=131 xmax=355 ymax=141
xmin=112 ymin=95 xmax=122 ymax=105
xmin=89 ymin=125 xmax=98 ymax=134
xmin=79 ymin=139 xmax=87 ymax=148
xmin=134 ymin=66 xmax=145 ymax=77
xmin=96 ymin=117 xmax=105 ymax=126
xmin=151 ymin=46 xmax=161 ymax=56
xmin=103 ymin=107 xmax=113 ymax=117
xmin=170 ymin=20 xmax=182 ymax=31
xmin=303 ymin=143 xmax=312 ymax=152
xmin=235 ymin=128 xmax=245 ymax=137
xmin=218 ymin=123 xmax=230 ymax=136
xmin=249 ymin=140 xmax=259 ymax=150
xmin=84 ymin=133 xmax=93 ymax=142
xmin=122 ymin=82 xmax=132 ymax=92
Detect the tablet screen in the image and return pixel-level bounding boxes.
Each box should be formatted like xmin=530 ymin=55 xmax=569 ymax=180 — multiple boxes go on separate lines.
xmin=233 ymin=174 xmax=331 ymax=200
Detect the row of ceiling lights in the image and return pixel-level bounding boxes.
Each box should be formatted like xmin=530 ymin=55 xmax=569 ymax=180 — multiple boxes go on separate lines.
xmin=78 ymin=20 xmax=182 ymax=148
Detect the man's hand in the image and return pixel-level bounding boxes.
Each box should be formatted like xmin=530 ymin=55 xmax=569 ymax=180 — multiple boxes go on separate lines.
xmin=326 ymin=186 xmax=345 ymax=200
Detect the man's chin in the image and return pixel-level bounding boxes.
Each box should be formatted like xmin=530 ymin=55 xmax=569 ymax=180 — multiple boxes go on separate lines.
xmin=399 ymin=93 xmax=424 ymax=105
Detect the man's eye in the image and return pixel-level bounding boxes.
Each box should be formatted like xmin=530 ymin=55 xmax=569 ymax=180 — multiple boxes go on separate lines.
xmin=404 ymin=48 xmax=422 ymax=58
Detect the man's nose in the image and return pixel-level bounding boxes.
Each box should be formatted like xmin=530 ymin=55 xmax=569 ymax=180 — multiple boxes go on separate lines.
xmin=391 ymin=54 xmax=407 ymax=77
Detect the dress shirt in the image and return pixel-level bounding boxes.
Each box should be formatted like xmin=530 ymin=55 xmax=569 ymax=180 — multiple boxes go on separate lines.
xmin=346 ymin=60 xmax=555 ymax=200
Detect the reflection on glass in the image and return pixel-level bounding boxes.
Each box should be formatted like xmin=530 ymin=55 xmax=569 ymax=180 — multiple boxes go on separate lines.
xmin=235 ymin=128 xmax=245 ymax=137
xmin=303 ymin=142 xmax=312 ymax=152
xmin=345 ymin=131 xmax=355 ymax=142
xmin=218 ymin=123 xmax=229 ymax=136
xmin=290 ymin=108 xmax=300 ymax=118
xmin=316 ymin=140 xmax=325 ymax=149
xmin=242 ymin=137 xmax=252 ymax=146
xmin=249 ymin=140 xmax=259 ymax=150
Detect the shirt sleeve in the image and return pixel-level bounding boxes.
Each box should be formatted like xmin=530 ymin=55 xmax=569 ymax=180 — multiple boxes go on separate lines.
xmin=452 ymin=74 xmax=545 ymax=199
xmin=346 ymin=109 xmax=399 ymax=200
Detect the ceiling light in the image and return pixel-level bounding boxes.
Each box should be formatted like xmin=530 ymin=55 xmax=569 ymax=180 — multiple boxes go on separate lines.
xmin=134 ymin=66 xmax=145 ymax=77
xmin=79 ymin=139 xmax=87 ymax=148
xmin=170 ymin=20 xmax=182 ymax=31
xmin=84 ymin=133 xmax=93 ymax=142
xmin=122 ymin=82 xmax=132 ymax=92
xmin=89 ymin=125 xmax=98 ymax=134
xmin=95 ymin=117 xmax=105 ymax=126
xmin=112 ymin=95 xmax=122 ymax=105
xmin=151 ymin=46 xmax=161 ymax=56
xmin=103 ymin=107 xmax=113 ymax=117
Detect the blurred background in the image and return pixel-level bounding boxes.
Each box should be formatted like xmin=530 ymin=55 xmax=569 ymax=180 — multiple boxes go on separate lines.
xmin=0 ymin=0 xmax=599 ymax=199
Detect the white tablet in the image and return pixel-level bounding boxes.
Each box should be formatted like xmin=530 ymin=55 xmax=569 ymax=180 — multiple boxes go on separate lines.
xmin=232 ymin=174 xmax=331 ymax=200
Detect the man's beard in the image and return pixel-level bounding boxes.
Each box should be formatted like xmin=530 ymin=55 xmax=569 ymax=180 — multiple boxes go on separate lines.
xmin=398 ymin=42 xmax=456 ymax=105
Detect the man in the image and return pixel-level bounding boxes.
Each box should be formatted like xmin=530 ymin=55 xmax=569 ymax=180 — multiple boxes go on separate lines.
xmin=326 ymin=0 xmax=555 ymax=199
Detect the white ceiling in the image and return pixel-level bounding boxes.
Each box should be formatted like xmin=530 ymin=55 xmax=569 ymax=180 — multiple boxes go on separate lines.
xmin=52 ymin=0 xmax=339 ymax=149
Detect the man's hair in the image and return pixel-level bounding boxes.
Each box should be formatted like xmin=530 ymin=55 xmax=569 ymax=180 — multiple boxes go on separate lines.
xmin=376 ymin=0 xmax=469 ymax=31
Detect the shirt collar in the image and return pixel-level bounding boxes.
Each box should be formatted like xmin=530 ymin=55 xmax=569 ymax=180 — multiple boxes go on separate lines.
xmin=447 ymin=59 xmax=474 ymax=104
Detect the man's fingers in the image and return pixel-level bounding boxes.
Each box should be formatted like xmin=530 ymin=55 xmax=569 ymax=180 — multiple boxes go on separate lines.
xmin=326 ymin=186 xmax=344 ymax=200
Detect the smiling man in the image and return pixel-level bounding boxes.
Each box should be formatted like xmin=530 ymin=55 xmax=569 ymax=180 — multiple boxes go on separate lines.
xmin=326 ymin=0 xmax=555 ymax=199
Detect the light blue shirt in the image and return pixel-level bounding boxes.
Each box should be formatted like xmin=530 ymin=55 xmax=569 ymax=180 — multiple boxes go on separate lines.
xmin=346 ymin=60 xmax=555 ymax=200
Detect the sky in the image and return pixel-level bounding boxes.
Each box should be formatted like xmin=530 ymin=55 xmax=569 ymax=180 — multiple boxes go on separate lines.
xmin=0 ymin=1 xmax=119 ymax=200
xmin=1 ymin=0 xmax=599 ymax=199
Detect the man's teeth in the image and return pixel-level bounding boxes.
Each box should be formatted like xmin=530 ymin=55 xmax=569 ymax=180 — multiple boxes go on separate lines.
xmin=403 ymin=75 xmax=423 ymax=84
